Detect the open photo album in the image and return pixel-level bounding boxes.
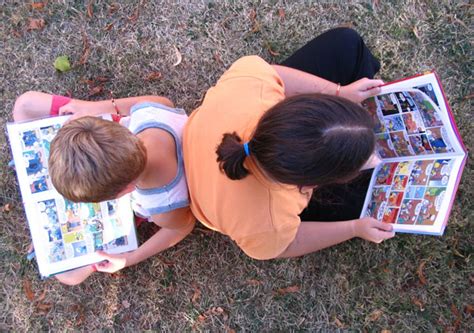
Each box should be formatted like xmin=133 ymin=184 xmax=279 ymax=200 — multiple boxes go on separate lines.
xmin=360 ymin=72 xmax=467 ymax=235
xmin=7 ymin=115 xmax=138 ymax=278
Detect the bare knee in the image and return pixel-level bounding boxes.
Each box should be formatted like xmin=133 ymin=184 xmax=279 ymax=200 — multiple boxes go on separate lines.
xmin=55 ymin=273 xmax=85 ymax=286
xmin=13 ymin=91 xmax=39 ymax=122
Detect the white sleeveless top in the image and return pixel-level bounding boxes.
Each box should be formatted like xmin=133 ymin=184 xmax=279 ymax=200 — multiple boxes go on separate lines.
xmin=121 ymin=102 xmax=189 ymax=219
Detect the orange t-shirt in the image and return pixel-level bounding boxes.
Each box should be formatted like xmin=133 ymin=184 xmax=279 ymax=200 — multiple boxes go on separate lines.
xmin=183 ymin=56 xmax=312 ymax=260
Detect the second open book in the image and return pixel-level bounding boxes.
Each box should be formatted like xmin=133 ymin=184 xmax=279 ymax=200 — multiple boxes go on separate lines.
xmin=360 ymin=72 xmax=467 ymax=235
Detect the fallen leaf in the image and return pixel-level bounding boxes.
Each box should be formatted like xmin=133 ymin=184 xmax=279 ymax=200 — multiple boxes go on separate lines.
xmin=35 ymin=289 xmax=47 ymax=303
xmin=95 ymin=76 xmax=110 ymax=83
xmin=191 ymin=283 xmax=201 ymax=304
xmin=108 ymin=3 xmax=119 ymax=14
xmin=334 ymin=316 xmax=345 ymax=328
xmin=246 ymin=279 xmax=262 ymax=286
xmin=88 ymin=85 xmax=104 ymax=97
xmin=54 ymin=56 xmax=71 ymax=72
xmin=26 ymin=18 xmax=45 ymax=31
xmin=380 ymin=330 xmax=391 ymax=333
xmin=248 ymin=9 xmax=256 ymax=22
xmin=275 ymin=285 xmax=300 ymax=295
xmin=172 ymin=45 xmax=182 ymax=67
xmin=266 ymin=43 xmax=280 ymax=57
xmin=31 ymin=2 xmax=45 ymax=10
xmin=368 ymin=309 xmax=383 ymax=322
xmin=463 ymin=93 xmax=474 ymax=100
xmin=145 ymin=71 xmax=162 ymax=81
xmin=78 ymin=33 xmax=91 ymax=65
xmin=122 ymin=300 xmax=130 ymax=309
xmin=278 ymin=8 xmax=285 ymax=20
xmin=87 ymin=0 xmax=94 ymax=18
xmin=412 ymin=297 xmax=425 ymax=311
xmin=127 ymin=5 xmax=140 ymax=23
xmin=195 ymin=306 xmax=227 ymax=326
xmin=2 ymin=203 xmax=12 ymax=212
xmin=464 ymin=304 xmax=474 ymax=316
xmin=417 ymin=261 xmax=427 ymax=285
xmin=23 ymin=279 xmax=35 ymax=301
xmin=451 ymin=303 xmax=461 ymax=331
xmin=213 ymin=51 xmax=223 ymax=64
xmin=412 ymin=26 xmax=421 ymax=40
xmin=69 ymin=304 xmax=85 ymax=326
xmin=224 ymin=325 xmax=236 ymax=333
xmin=36 ymin=302 xmax=52 ymax=312
xmin=248 ymin=9 xmax=260 ymax=33
xmin=104 ymin=23 xmax=114 ymax=31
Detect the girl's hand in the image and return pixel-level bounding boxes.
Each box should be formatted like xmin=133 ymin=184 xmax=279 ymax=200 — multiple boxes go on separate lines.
xmin=339 ymin=78 xmax=384 ymax=104
xmin=352 ymin=217 xmax=395 ymax=243
xmin=58 ymin=100 xmax=99 ymax=120
xmin=94 ymin=251 xmax=129 ymax=273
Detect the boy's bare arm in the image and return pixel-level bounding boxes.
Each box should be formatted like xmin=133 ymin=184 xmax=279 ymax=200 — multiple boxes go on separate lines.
xmin=94 ymin=207 xmax=195 ymax=273
xmin=13 ymin=91 xmax=173 ymax=122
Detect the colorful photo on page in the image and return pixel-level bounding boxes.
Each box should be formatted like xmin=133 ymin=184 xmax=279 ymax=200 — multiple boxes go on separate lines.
xmin=402 ymin=111 xmax=425 ymax=134
xmin=405 ymin=186 xmax=426 ymax=199
xmin=409 ymin=160 xmax=433 ymax=185
xmin=414 ymin=83 xmax=439 ymax=106
xmin=392 ymin=175 xmax=409 ymax=191
xmin=367 ymin=200 xmax=386 ymax=221
xmin=48 ymin=240 xmax=66 ymax=263
xmin=370 ymin=186 xmax=390 ymax=202
xmin=384 ymin=115 xmax=405 ymax=132
xmin=389 ymin=131 xmax=415 ymax=156
xmin=426 ymin=127 xmax=453 ymax=153
xmin=416 ymin=187 xmax=445 ymax=225
xmin=395 ymin=161 xmax=412 ymax=175
xmin=375 ymin=163 xmax=398 ymax=185
xmin=408 ymin=134 xmax=433 ymax=155
xmin=375 ymin=133 xmax=397 ymax=158
xmin=376 ymin=94 xmax=400 ymax=116
xmin=408 ymin=91 xmax=443 ymax=127
xmin=394 ymin=92 xmax=417 ymax=112
xmin=388 ymin=191 xmax=404 ymax=207
xmin=397 ymin=199 xmax=422 ymax=225
xmin=382 ymin=207 xmax=400 ymax=223
xmin=429 ymin=159 xmax=452 ymax=186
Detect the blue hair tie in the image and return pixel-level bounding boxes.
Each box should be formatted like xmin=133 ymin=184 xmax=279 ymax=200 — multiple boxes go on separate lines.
xmin=243 ymin=142 xmax=250 ymax=157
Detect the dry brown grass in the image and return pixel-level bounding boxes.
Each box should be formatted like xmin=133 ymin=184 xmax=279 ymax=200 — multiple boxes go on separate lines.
xmin=1 ymin=0 xmax=473 ymax=331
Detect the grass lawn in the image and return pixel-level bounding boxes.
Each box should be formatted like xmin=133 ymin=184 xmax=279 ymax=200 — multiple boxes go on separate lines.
xmin=0 ymin=0 xmax=472 ymax=331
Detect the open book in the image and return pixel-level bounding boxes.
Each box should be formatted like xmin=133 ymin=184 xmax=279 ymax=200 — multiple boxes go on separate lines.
xmin=7 ymin=115 xmax=138 ymax=278
xmin=360 ymin=72 xmax=467 ymax=235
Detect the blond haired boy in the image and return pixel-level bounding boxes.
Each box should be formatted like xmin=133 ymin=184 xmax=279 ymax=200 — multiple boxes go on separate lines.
xmin=13 ymin=92 xmax=195 ymax=285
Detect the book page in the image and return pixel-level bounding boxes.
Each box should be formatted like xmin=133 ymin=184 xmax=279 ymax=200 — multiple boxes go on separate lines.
xmin=7 ymin=116 xmax=137 ymax=277
xmin=360 ymin=156 xmax=465 ymax=235
xmin=363 ymin=73 xmax=465 ymax=160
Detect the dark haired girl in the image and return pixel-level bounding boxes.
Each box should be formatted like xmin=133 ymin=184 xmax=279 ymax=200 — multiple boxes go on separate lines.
xmin=183 ymin=28 xmax=395 ymax=259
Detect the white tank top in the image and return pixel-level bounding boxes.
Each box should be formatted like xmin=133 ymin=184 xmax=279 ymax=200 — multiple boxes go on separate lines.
xmin=121 ymin=102 xmax=189 ymax=219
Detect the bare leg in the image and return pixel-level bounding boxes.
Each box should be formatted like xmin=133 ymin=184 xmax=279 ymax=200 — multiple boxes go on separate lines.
xmin=55 ymin=265 xmax=96 ymax=286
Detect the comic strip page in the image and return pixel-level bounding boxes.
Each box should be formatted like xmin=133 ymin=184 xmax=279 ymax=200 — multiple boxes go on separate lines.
xmin=363 ymin=73 xmax=465 ymax=160
xmin=7 ymin=116 xmax=137 ymax=277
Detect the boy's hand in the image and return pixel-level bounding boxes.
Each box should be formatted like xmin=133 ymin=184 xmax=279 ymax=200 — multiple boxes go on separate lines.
xmin=94 ymin=251 xmax=128 ymax=273
xmin=352 ymin=217 xmax=395 ymax=243
xmin=340 ymin=78 xmax=384 ymax=103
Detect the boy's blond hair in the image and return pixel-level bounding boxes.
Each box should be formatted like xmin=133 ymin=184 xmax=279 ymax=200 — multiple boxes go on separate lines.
xmin=49 ymin=116 xmax=147 ymax=202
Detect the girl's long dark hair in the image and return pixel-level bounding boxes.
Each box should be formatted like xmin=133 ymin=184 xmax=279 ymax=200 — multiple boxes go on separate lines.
xmin=216 ymin=93 xmax=375 ymax=187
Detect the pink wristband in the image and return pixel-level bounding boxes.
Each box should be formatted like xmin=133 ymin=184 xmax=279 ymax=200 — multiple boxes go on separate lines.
xmin=50 ymin=95 xmax=72 ymax=116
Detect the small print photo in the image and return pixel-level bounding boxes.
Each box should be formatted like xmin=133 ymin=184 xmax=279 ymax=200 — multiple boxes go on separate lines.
xmin=376 ymin=94 xmax=400 ymax=116
xmin=409 ymin=91 xmax=443 ymax=127
xmin=382 ymin=207 xmax=400 ymax=223
xmin=389 ymin=131 xmax=415 ymax=156
xmin=408 ymin=134 xmax=433 ymax=155
xmin=416 ymin=187 xmax=445 ymax=225
xmin=394 ymin=92 xmax=418 ymax=112
xmin=72 ymin=241 xmax=88 ymax=257
xmin=402 ymin=111 xmax=425 ymax=134
xmin=426 ymin=128 xmax=453 ymax=153
xmin=388 ymin=191 xmax=404 ymax=207
xmin=414 ymin=83 xmax=439 ymax=106
xmin=48 ymin=240 xmax=66 ymax=263
xmin=405 ymin=186 xmax=426 ymax=199
xmin=392 ymin=175 xmax=409 ymax=191
xmin=409 ymin=160 xmax=433 ymax=185
xmin=397 ymin=199 xmax=423 ymax=225
xmin=429 ymin=159 xmax=452 ymax=186
xmin=395 ymin=161 xmax=412 ymax=175
xmin=20 ymin=129 xmax=41 ymax=150
xmin=384 ymin=115 xmax=405 ymax=132
xmin=375 ymin=133 xmax=397 ymax=158
xmin=366 ymin=200 xmax=386 ymax=221
xmin=375 ymin=163 xmax=398 ymax=186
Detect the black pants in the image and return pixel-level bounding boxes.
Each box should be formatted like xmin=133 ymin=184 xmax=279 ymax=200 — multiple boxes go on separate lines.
xmin=281 ymin=28 xmax=380 ymax=222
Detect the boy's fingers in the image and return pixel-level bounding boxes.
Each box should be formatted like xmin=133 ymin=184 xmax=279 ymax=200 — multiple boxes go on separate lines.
xmin=376 ymin=221 xmax=394 ymax=232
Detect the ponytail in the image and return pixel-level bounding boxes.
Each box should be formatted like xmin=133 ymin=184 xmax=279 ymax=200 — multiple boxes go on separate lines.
xmin=216 ymin=132 xmax=250 ymax=180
